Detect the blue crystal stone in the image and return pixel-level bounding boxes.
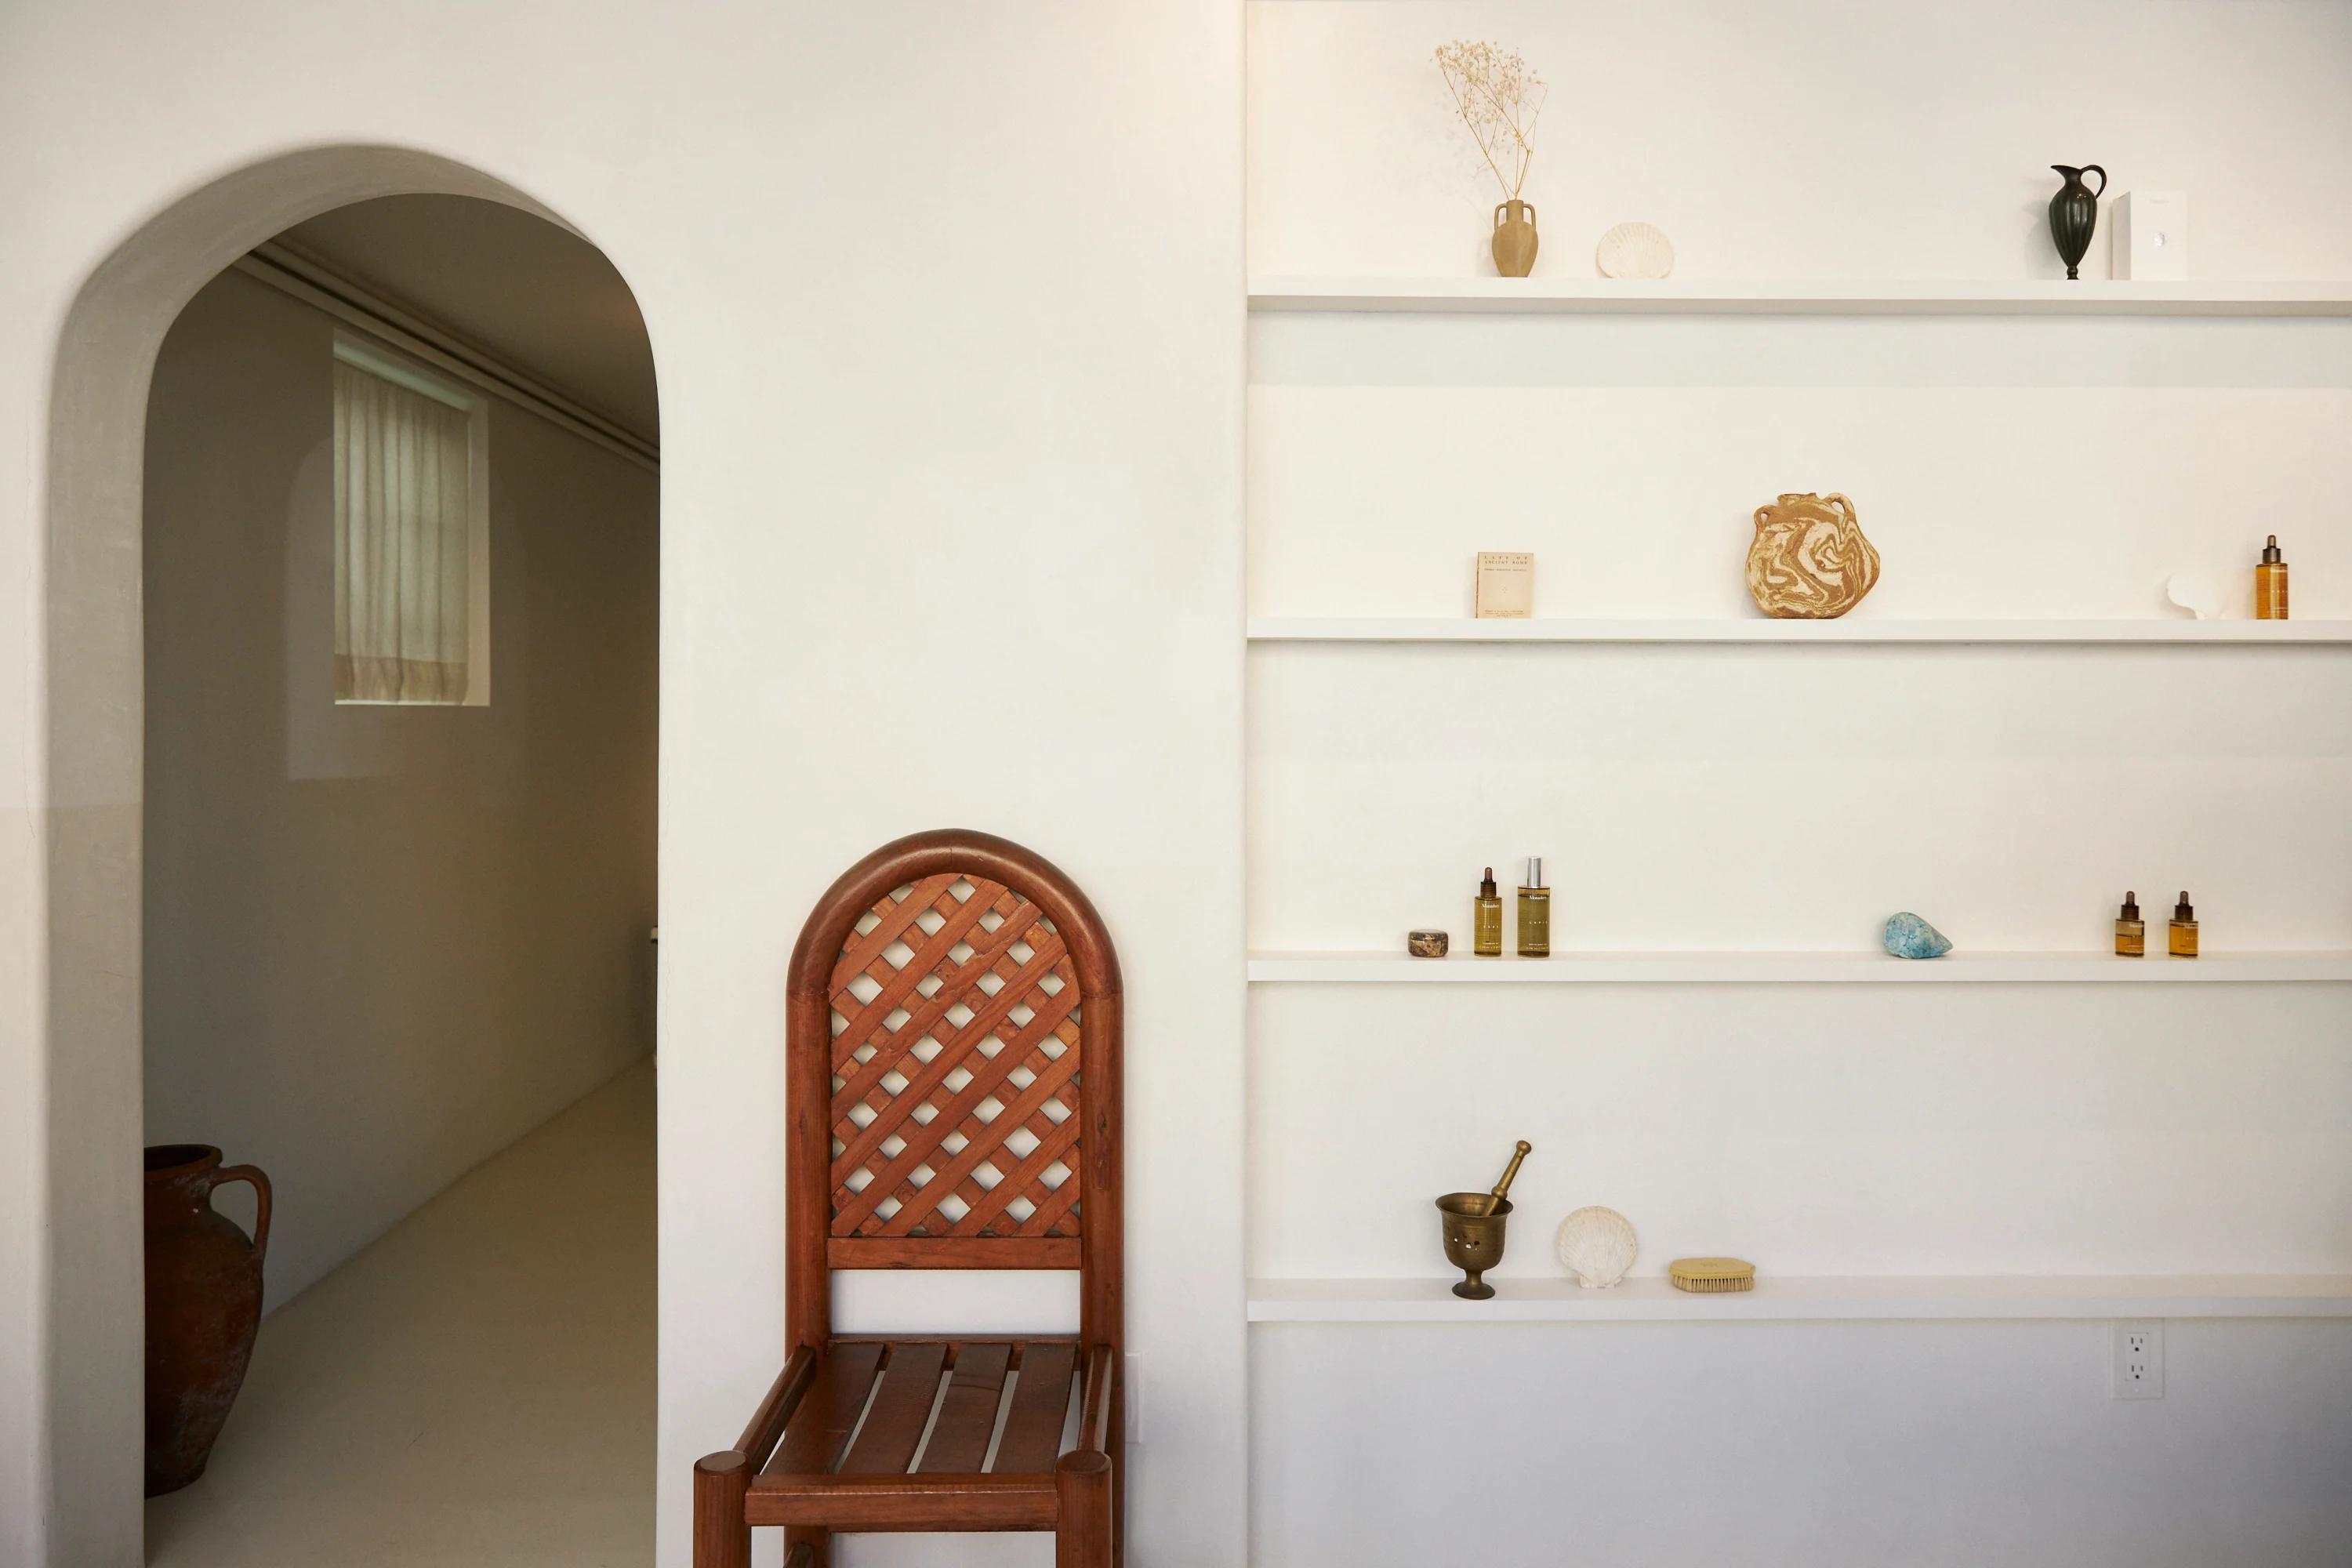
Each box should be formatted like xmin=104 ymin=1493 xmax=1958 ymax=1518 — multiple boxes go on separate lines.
xmin=1882 ymin=912 xmax=1953 ymax=960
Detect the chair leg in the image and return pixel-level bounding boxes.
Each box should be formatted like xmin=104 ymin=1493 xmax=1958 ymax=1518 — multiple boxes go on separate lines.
xmin=1110 ymin=1386 xmax=1127 ymax=1568
xmin=692 ymin=1452 xmax=750 ymax=1568
xmin=1055 ymin=1450 xmax=1115 ymax=1568
xmin=786 ymin=1527 xmax=828 ymax=1568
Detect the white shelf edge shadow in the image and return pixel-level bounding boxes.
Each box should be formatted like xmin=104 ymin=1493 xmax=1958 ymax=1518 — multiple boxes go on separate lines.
xmin=1247 ymin=617 xmax=2352 ymax=645
xmin=1246 ymin=1275 xmax=2352 ymax=1323
xmin=1245 ymin=951 xmax=2352 ymax=985
xmin=1247 ymin=276 xmax=2352 ymax=316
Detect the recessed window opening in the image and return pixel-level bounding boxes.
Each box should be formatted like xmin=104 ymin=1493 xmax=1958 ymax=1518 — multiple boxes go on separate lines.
xmin=331 ymin=335 xmax=490 ymax=705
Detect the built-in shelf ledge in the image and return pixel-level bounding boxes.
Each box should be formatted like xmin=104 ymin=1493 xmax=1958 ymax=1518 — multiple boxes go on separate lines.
xmin=1247 ymin=1276 xmax=2352 ymax=1324
xmin=1248 ymin=277 xmax=2352 ymax=316
xmin=1246 ymin=951 xmax=2352 ymax=985
xmin=1246 ymin=617 xmax=2352 ymax=645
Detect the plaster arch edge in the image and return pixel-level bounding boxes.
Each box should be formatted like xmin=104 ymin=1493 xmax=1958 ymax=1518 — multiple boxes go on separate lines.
xmin=36 ymin=139 xmax=655 ymax=1568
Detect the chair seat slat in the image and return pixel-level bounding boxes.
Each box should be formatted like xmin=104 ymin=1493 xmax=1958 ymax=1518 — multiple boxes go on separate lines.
xmin=835 ymin=1343 xmax=948 ymax=1475
xmin=763 ymin=1343 xmax=884 ymax=1479
xmin=990 ymin=1343 xmax=1078 ymax=1473
xmin=914 ymin=1342 xmax=1012 ymax=1473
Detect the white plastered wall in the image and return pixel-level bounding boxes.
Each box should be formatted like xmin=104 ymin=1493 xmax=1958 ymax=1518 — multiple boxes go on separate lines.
xmin=1243 ymin=2 xmax=2352 ymax=1563
xmin=0 ymin=7 xmax=1247 ymax=1568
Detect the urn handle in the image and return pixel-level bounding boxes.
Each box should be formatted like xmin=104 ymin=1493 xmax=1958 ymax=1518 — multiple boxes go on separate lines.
xmin=211 ymin=1164 xmax=273 ymax=1267
xmin=1494 ymin=199 xmax=1537 ymax=228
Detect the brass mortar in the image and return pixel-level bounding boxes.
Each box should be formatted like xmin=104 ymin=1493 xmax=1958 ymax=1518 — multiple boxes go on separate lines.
xmin=1436 ymin=1193 xmax=1513 ymax=1300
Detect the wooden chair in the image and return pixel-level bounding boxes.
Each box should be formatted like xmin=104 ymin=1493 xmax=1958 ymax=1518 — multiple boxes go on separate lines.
xmin=695 ymin=829 xmax=1123 ymax=1568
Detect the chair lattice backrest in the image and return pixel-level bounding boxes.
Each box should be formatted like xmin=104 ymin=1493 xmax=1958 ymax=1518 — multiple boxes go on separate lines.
xmin=826 ymin=873 xmax=1083 ymax=1243
xmin=785 ymin=831 xmax=1123 ymax=1352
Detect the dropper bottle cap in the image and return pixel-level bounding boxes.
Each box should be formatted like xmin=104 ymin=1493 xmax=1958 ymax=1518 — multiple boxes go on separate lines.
xmin=2260 ymin=535 xmax=2284 ymax=564
xmin=1479 ymin=866 xmax=1497 ymax=898
xmin=2120 ymin=891 xmax=2140 ymax=920
xmin=1525 ymin=856 xmax=1544 ymax=889
xmin=2174 ymin=891 xmax=2194 ymax=920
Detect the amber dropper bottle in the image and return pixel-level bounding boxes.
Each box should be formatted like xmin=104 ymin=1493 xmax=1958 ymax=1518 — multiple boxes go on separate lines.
xmin=2169 ymin=891 xmax=2198 ymax=957
xmin=2256 ymin=535 xmax=2289 ymax=619
xmin=1516 ymin=857 xmax=1550 ymax=958
xmin=2114 ymin=891 xmax=2144 ymax=956
xmin=1473 ymin=867 xmax=1503 ymax=957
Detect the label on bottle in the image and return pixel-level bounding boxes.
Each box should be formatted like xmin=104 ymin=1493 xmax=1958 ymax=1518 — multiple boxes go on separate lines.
xmin=2256 ymin=565 xmax=2288 ymax=620
xmin=1517 ymin=889 xmax=1550 ymax=957
xmin=1473 ymin=900 xmax=1503 ymax=956
xmin=2169 ymin=921 xmax=2198 ymax=957
xmin=2115 ymin=921 xmax=2145 ymax=956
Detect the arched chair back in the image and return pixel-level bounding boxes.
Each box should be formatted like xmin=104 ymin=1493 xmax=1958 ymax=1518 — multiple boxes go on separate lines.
xmin=784 ymin=829 xmax=1123 ymax=1353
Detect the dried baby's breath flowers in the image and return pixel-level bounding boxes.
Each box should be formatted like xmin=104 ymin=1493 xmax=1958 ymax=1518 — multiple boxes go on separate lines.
xmin=1434 ymin=40 xmax=1546 ymax=199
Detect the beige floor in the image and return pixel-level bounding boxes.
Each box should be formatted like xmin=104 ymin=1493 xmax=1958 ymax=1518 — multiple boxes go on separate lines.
xmin=147 ymin=1062 xmax=655 ymax=1566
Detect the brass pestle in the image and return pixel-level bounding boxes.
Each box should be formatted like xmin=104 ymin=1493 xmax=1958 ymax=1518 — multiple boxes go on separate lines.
xmin=1436 ymin=1140 xmax=1532 ymax=1300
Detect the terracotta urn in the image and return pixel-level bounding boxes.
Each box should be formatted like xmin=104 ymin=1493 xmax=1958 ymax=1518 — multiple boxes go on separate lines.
xmin=1491 ymin=198 xmax=1538 ymax=278
xmin=144 ymin=1144 xmax=271 ymax=1496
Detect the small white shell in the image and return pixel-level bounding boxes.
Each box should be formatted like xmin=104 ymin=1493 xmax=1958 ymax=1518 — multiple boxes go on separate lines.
xmin=1555 ymin=1205 xmax=1638 ymax=1288
xmin=1595 ymin=221 xmax=1675 ymax=279
xmin=2165 ymin=570 xmax=2225 ymax=621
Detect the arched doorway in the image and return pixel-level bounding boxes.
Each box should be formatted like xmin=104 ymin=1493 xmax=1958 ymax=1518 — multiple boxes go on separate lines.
xmin=40 ymin=147 xmax=660 ymax=1566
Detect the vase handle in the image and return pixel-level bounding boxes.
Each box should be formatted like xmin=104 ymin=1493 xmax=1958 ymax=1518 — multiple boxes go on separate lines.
xmin=211 ymin=1165 xmax=273 ymax=1267
xmin=2083 ymin=165 xmax=2107 ymax=198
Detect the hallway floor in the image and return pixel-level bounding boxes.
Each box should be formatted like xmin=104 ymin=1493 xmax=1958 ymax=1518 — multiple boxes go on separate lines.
xmin=146 ymin=1062 xmax=655 ymax=1566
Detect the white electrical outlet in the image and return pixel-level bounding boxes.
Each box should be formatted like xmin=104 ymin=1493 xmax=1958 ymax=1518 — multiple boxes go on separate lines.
xmin=1125 ymin=1353 xmax=1143 ymax=1443
xmin=2112 ymin=1320 xmax=2165 ymax=1399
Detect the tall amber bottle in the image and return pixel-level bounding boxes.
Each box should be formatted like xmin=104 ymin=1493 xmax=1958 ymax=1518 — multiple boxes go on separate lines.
xmin=2114 ymin=891 xmax=2144 ymax=957
xmin=2169 ymin=891 xmax=2198 ymax=957
xmin=2256 ymin=535 xmax=2288 ymax=619
xmin=1516 ymin=857 xmax=1550 ymax=958
xmin=1473 ymin=867 xmax=1503 ymax=957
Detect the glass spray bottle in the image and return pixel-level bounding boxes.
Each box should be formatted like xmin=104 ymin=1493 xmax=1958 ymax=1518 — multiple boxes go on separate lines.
xmin=1516 ymin=857 xmax=1550 ymax=958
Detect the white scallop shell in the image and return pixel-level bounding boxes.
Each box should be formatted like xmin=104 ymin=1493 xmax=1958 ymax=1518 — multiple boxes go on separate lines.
xmin=1554 ymin=1205 xmax=1638 ymax=1288
xmin=1595 ymin=221 xmax=1675 ymax=280
xmin=2165 ymin=570 xmax=2225 ymax=621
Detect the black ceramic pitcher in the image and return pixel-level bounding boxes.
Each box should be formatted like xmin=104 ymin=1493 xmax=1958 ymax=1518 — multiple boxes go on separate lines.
xmin=2048 ymin=164 xmax=2107 ymax=280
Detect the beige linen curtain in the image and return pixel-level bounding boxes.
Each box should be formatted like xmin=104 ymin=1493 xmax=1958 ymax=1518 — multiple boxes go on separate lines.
xmin=334 ymin=359 xmax=473 ymax=702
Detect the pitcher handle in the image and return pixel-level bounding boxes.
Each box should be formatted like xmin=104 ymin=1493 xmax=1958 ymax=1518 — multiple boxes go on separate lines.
xmin=211 ymin=1165 xmax=273 ymax=1267
xmin=2082 ymin=165 xmax=2107 ymax=199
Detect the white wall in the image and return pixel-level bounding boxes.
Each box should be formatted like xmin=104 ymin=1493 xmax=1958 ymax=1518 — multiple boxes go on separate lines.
xmin=5 ymin=4 xmax=2345 ymax=1567
xmin=0 ymin=7 xmax=1247 ymax=1568
xmin=1247 ymin=0 xmax=2352 ymax=281
xmin=1253 ymin=1320 xmax=2352 ymax=1567
xmin=141 ymin=267 xmax=659 ymax=1308
xmin=1244 ymin=2 xmax=2352 ymax=1563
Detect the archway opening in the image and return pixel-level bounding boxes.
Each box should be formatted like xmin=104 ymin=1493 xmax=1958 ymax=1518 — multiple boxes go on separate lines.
xmin=41 ymin=150 xmax=660 ymax=1567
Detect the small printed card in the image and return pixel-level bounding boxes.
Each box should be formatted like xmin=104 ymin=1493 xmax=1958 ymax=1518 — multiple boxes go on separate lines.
xmin=1474 ymin=552 xmax=1534 ymax=618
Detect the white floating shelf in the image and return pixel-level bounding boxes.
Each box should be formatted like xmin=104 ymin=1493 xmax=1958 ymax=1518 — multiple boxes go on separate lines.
xmin=1249 ymin=276 xmax=2352 ymax=316
xmin=1246 ymin=950 xmax=2352 ymax=985
xmin=1247 ymin=1275 xmax=2352 ymax=1324
xmin=1247 ymin=617 xmax=2352 ymax=645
